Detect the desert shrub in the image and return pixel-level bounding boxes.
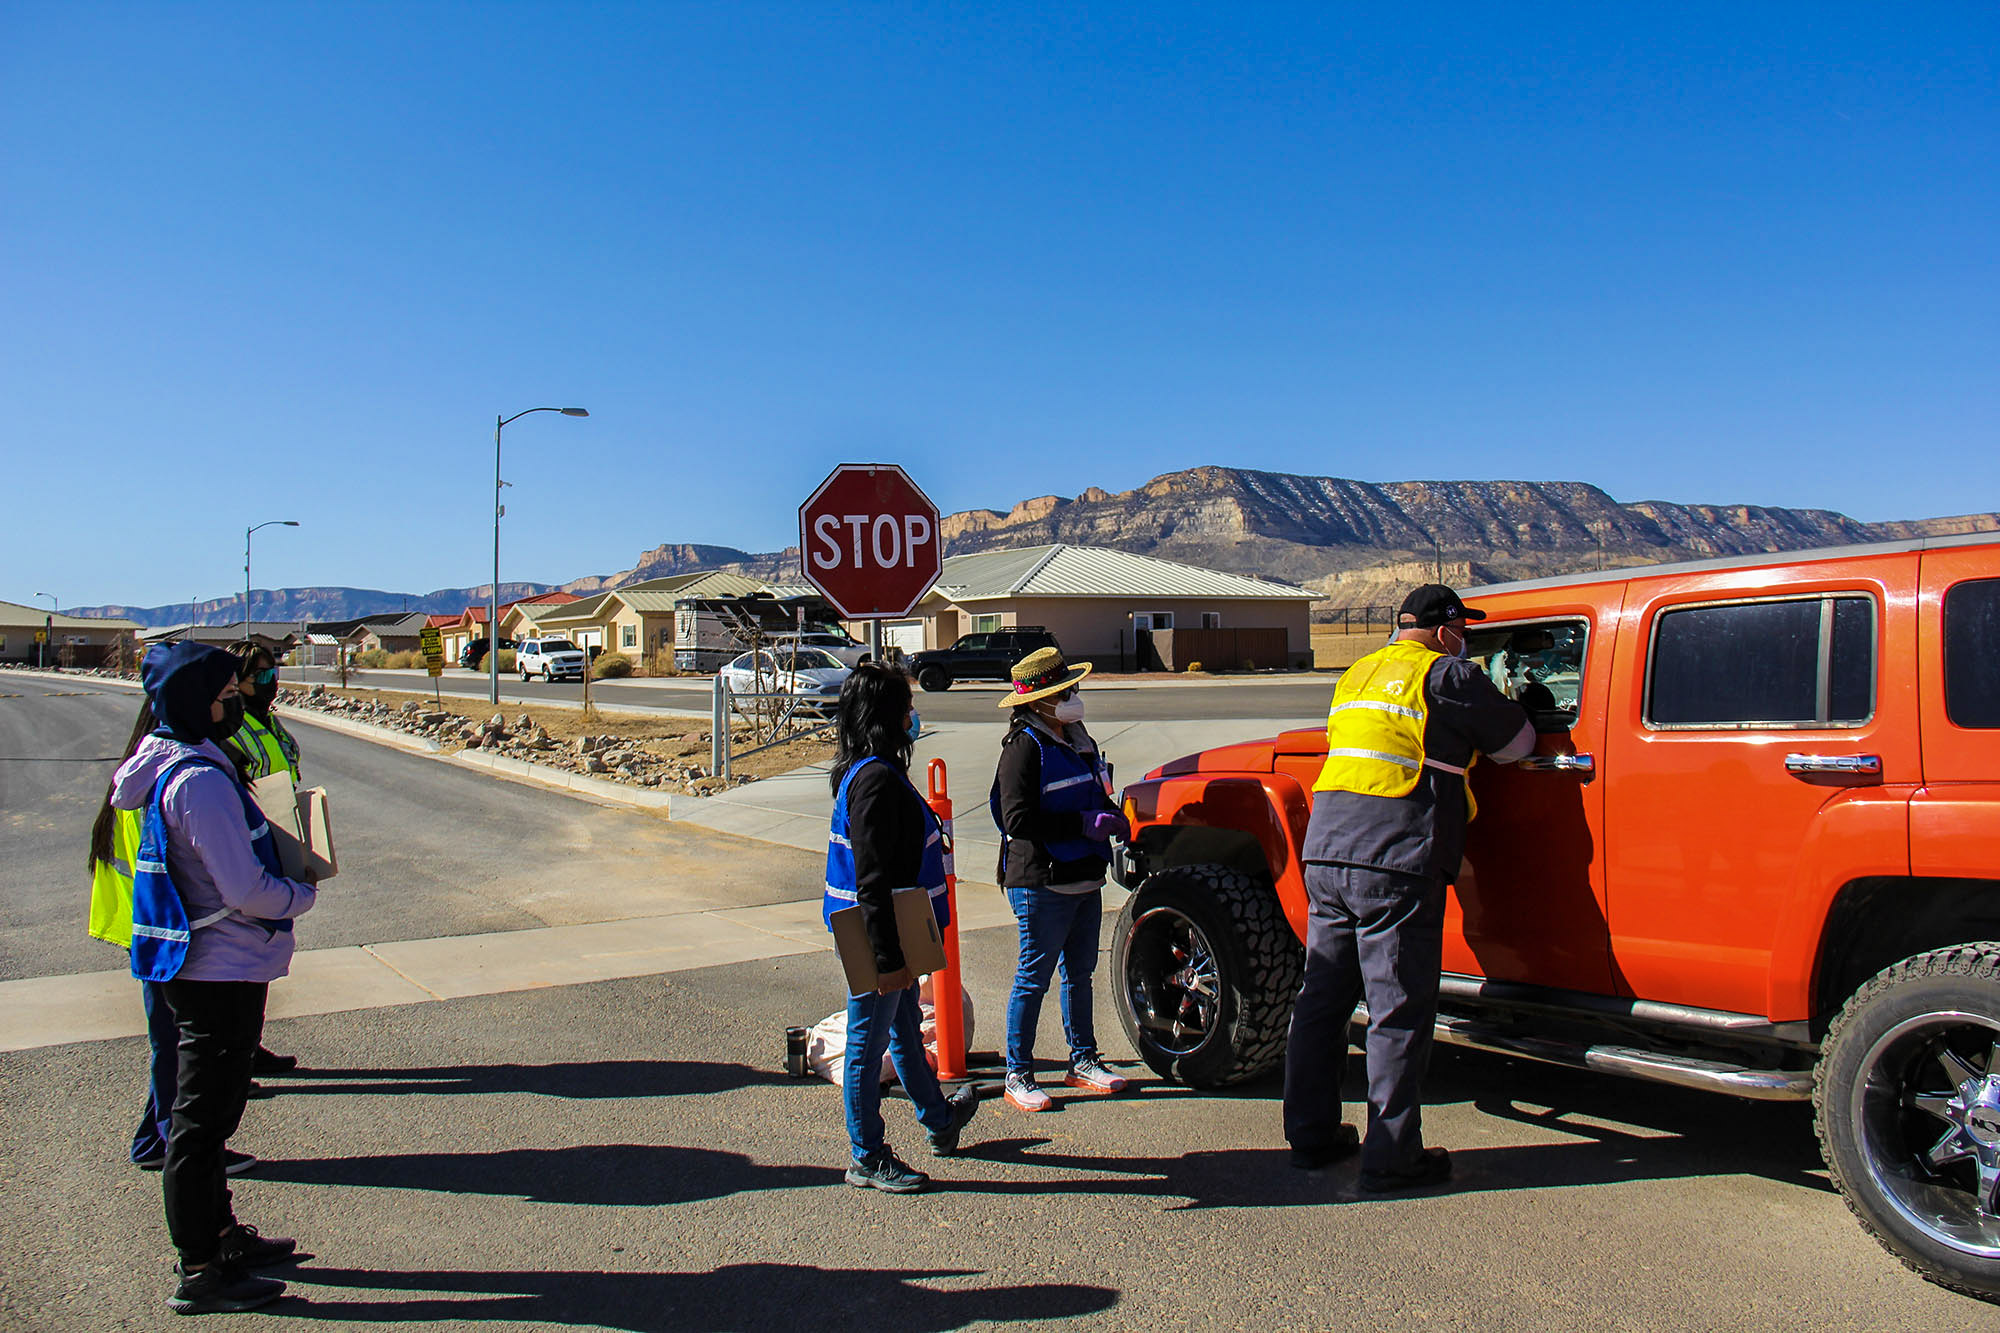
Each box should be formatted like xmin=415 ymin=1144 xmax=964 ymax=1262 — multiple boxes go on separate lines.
xmin=646 ymin=649 xmax=679 ymax=677
xmin=384 ymin=650 xmax=425 ymax=669
xmin=1184 ymin=660 xmax=1205 ymax=674
xmin=593 ymin=652 xmax=633 ymax=679
xmin=355 ymin=648 xmax=390 ymax=668
xmin=493 ymin=648 xmax=516 ymax=672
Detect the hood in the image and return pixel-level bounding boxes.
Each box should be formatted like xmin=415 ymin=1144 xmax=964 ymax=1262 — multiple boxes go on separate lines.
xmin=141 ymin=641 xmax=240 ymax=743
xmin=111 ymin=733 xmax=232 ymax=811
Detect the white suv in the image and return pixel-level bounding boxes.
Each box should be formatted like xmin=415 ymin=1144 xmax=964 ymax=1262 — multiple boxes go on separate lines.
xmin=516 ymin=637 xmax=587 ymax=682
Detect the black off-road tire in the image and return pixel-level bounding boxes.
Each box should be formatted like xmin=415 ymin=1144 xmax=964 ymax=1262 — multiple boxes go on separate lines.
xmin=1112 ymin=863 xmax=1303 ymax=1087
xmin=1815 ymin=942 xmax=2000 ymax=1302
xmin=917 ymin=666 xmax=950 ymax=693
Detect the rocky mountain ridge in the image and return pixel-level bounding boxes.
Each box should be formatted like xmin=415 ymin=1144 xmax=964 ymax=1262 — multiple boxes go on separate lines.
xmin=71 ymin=467 xmax=1998 ymax=624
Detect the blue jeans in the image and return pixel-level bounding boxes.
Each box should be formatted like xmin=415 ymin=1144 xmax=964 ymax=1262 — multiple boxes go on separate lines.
xmin=1004 ymin=885 xmax=1103 ymax=1076
xmin=843 ymin=984 xmax=951 ymax=1163
xmin=131 ymin=979 xmax=177 ymax=1162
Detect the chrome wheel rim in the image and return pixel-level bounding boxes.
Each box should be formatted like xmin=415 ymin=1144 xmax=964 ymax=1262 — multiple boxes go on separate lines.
xmin=1855 ymin=1009 xmax=2000 ymax=1260
xmin=1125 ymin=905 xmax=1220 ymax=1057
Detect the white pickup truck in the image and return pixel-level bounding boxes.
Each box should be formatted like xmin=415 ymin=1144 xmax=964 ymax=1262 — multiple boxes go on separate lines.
xmin=516 ymin=637 xmax=587 ymax=682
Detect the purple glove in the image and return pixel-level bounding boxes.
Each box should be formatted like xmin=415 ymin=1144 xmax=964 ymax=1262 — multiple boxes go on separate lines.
xmin=1082 ymin=810 xmax=1131 ymax=843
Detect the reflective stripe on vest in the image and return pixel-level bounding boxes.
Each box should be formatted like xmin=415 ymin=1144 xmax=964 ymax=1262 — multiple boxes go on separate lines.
xmin=989 ymin=724 xmax=1113 ymax=867
xmin=1312 ymin=640 xmax=1477 ymax=818
xmin=822 ymin=756 xmax=950 ymax=932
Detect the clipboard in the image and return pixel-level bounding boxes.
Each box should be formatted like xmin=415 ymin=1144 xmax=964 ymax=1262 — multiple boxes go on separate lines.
xmin=828 ymin=888 xmax=947 ymax=994
xmin=248 ymin=771 xmax=338 ymax=881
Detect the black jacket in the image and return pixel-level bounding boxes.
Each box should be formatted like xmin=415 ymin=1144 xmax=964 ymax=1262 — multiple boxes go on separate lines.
xmin=845 ymin=760 xmax=925 ymax=973
xmin=992 ymin=715 xmax=1114 ymax=888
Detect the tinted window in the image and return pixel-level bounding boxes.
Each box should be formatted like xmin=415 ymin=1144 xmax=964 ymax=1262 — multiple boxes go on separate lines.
xmin=1647 ymin=596 xmax=1876 ymax=728
xmin=727 ymin=653 xmax=753 ymax=670
xmin=543 ymin=640 xmax=577 ymax=653
xmin=954 ymin=635 xmax=990 ymax=651
xmin=1464 ymin=619 xmax=1588 ymax=729
xmin=1944 ymin=579 xmax=2000 ymax=728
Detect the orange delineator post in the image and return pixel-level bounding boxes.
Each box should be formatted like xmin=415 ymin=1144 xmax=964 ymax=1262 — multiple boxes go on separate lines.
xmin=925 ymin=757 xmax=968 ymax=1081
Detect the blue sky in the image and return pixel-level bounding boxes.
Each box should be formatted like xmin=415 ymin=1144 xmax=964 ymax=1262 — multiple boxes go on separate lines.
xmin=4 ymin=3 xmax=1994 ymax=608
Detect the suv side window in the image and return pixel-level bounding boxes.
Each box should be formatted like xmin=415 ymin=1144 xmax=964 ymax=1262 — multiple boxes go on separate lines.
xmin=1944 ymin=579 xmax=2000 ymax=728
xmin=955 ymin=634 xmax=990 ymax=652
xmin=1645 ymin=595 xmax=1876 ymax=729
xmin=1463 ymin=619 xmax=1588 ymax=732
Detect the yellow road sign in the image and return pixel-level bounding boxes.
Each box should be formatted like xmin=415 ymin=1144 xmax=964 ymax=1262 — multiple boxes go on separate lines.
xmin=34 ymin=630 xmax=47 ymax=643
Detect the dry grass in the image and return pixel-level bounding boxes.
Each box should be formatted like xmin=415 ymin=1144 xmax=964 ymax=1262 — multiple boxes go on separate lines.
xmin=299 ymin=686 xmax=835 ymax=782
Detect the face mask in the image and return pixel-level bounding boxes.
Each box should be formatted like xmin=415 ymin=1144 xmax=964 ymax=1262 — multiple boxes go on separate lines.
xmin=212 ymin=696 xmax=246 ymax=741
xmin=1441 ymin=625 xmax=1470 ymax=660
xmin=906 ymin=712 xmax=922 ymax=743
xmin=1053 ymin=696 xmax=1086 ymax=725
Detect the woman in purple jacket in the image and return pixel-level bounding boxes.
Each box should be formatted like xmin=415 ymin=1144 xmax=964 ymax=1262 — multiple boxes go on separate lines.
xmin=111 ymin=643 xmax=319 ymax=1316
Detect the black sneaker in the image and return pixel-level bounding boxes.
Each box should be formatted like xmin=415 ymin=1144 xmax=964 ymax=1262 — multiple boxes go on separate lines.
xmin=142 ymin=1148 xmax=258 ymax=1175
xmin=216 ymin=1223 xmax=296 ymax=1268
xmin=1359 ymin=1146 xmax=1452 ymax=1193
xmin=926 ymin=1086 xmax=981 ymax=1157
xmin=168 ymin=1262 xmax=285 ymax=1316
xmin=252 ymin=1048 xmax=299 ymax=1076
xmin=1289 ymin=1124 xmax=1360 ymax=1171
xmin=845 ymin=1149 xmax=929 ymax=1194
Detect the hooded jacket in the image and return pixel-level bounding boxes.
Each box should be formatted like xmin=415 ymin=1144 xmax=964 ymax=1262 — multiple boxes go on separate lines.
xmin=117 ymin=640 xmax=316 ymax=982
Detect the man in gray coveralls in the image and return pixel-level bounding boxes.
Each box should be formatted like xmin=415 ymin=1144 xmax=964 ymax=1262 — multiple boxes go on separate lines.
xmin=1282 ymin=584 xmax=1534 ymax=1190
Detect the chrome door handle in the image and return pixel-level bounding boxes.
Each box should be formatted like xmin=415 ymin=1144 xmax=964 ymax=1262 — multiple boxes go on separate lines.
xmin=1516 ymin=753 xmax=1595 ymax=776
xmin=1785 ymin=753 xmax=1881 ymax=776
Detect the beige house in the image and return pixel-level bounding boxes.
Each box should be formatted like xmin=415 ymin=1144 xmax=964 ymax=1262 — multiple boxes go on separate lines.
xmin=874 ymin=544 xmax=1316 ymax=671
xmin=531 ymin=573 xmax=771 ymax=665
xmin=1 ymin=600 xmax=142 ymax=668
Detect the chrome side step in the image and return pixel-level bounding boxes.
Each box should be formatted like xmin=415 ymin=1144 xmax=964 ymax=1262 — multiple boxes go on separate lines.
xmin=1354 ymin=1005 xmax=1814 ymax=1102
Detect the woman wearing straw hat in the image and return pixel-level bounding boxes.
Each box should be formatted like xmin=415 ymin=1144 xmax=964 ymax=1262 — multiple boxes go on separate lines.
xmin=989 ymin=647 xmax=1132 ymax=1112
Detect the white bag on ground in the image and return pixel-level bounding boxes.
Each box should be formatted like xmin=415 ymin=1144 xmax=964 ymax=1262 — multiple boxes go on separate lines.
xmin=805 ymin=974 xmax=976 ymax=1085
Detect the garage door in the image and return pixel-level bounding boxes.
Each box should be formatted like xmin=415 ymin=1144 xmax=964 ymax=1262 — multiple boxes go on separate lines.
xmin=882 ymin=620 xmax=926 ymax=656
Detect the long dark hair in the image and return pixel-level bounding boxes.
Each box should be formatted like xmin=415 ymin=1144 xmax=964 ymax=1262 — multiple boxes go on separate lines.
xmin=829 ymin=662 xmax=913 ymax=793
xmin=87 ymin=698 xmax=159 ymax=870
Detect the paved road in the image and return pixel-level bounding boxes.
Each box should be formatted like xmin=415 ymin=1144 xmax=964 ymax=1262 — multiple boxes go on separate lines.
xmin=288 ymin=666 xmax=1340 ymax=725
xmin=0 ymin=679 xmax=1982 ymax=1327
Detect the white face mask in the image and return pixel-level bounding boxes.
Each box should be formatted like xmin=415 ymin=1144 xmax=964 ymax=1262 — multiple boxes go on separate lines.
xmin=1052 ymin=696 xmax=1086 ymax=724
xmin=1440 ymin=624 xmax=1470 ymax=660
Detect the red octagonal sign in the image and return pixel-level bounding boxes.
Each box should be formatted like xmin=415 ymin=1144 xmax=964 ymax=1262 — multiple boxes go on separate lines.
xmin=798 ymin=463 xmax=942 ymax=620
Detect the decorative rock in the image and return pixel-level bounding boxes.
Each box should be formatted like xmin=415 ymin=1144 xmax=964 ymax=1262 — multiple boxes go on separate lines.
xmin=516 ymin=713 xmax=532 ymax=734
xmin=485 ymin=713 xmax=507 ymax=734
xmin=583 ymin=756 xmax=609 ymax=774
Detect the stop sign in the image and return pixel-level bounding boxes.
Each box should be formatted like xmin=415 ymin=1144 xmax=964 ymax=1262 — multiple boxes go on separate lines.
xmin=798 ymin=463 xmax=942 ymax=620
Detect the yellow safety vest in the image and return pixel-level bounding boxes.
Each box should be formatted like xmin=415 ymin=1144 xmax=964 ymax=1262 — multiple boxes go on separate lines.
xmin=229 ymin=710 xmax=300 ymax=783
xmin=1312 ymin=639 xmax=1477 ymax=819
xmin=87 ymin=806 xmax=144 ymax=949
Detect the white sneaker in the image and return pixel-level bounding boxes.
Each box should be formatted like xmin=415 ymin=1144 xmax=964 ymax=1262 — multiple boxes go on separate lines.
xmin=1004 ymin=1073 xmax=1052 ymax=1113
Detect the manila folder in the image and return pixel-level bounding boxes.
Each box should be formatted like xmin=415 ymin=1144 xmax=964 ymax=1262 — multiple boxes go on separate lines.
xmin=828 ymin=888 xmax=947 ymax=995
xmin=247 ymin=773 xmax=336 ymax=882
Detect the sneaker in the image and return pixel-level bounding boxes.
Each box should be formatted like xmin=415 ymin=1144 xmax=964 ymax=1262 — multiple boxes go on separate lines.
xmin=168 ymin=1262 xmax=285 ymax=1316
xmin=926 ymin=1086 xmax=981 ymax=1157
xmin=1359 ymin=1146 xmax=1452 ymax=1194
xmin=252 ymin=1048 xmax=299 ymax=1076
xmin=1004 ymin=1072 xmax=1052 ymax=1113
xmin=845 ymin=1149 xmax=929 ymax=1194
xmin=141 ymin=1148 xmax=258 ymax=1176
xmin=1289 ymin=1124 xmax=1360 ymax=1171
xmin=216 ymin=1223 xmax=296 ymax=1268
xmin=1063 ymin=1057 xmax=1130 ymax=1094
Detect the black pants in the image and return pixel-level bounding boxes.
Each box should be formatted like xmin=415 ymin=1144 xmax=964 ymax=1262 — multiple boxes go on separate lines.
xmin=159 ymin=979 xmax=267 ymax=1265
xmin=1282 ymin=864 xmax=1446 ymax=1172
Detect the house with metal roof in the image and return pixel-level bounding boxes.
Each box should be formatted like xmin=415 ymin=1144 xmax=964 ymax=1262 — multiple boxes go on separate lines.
xmin=886 ymin=544 xmax=1317 ymax=670
xmin=1 ymin=600 xmax=142 ymax=668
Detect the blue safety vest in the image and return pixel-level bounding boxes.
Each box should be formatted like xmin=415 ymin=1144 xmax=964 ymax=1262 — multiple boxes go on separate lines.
xmin=823 ymin=756 xmax=950 ymax=931
xmin=989 ymin=723 xmax=1113 ymax=866
xmin=129 ymin=754 xmax=292 ymax=983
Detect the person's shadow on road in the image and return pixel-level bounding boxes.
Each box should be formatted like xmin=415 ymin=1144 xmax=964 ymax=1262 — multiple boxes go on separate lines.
xmin=258 ymin=1143 xmax=838 ymax=1206
xmin=272 ymin=1262 xmax=1119 ymax=1331
xmin=262 ymin=1059 xmax=794 ymax=1100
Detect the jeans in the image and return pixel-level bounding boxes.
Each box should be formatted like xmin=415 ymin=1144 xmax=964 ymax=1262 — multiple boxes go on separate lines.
xmin=1003 ymin=885 xmax=1103 ymax=1076
xmin=1282 ymin=864 xmax=1447 ymax=1173
xmin=843 ymin=984 xmax=951 ymax=1163
xmin=160 ymin=979 xmax=267 ymax=1265
xmin=131 ymin=979 xmax=177 ymax=1163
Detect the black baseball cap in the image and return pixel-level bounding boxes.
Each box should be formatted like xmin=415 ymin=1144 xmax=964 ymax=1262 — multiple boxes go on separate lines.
xmin=1398 ymin=584 xmax=1486 ymax=629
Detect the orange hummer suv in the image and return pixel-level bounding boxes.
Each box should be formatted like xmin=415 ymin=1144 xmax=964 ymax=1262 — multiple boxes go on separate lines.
xmin=1111 ymin=532 xmax=2000 ymax=1298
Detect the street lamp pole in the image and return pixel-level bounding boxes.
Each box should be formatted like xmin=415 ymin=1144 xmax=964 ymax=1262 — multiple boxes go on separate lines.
xmin=245 ymin=520 xmax=301 ymax=640
xmin=34 ymin=592 xmax=55 ymax=670
xmin=491 ymin=407 xmax=589 ymax=706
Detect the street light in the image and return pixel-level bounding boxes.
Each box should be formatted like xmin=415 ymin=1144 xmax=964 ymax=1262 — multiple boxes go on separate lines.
xmin=491 ymin=407 xmax=589 ymax=705
xmin=246 ymin=520 xmax=301 ymax=639
xmin=34 ymin=591 xmax=55 ymax=670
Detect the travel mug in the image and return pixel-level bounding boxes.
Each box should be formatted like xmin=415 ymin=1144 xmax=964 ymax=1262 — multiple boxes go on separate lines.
xmin=785 ymin=1025 xmax=809 ymax=1077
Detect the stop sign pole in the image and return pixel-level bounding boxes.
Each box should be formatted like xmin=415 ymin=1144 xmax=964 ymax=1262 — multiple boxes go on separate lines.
xmin=797 ymin=463 xmax=942 ymax=659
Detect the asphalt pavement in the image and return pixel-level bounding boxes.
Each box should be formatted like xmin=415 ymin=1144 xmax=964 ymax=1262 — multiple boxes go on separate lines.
xmin=0 ymin=670 xmax=1983 ymax=1328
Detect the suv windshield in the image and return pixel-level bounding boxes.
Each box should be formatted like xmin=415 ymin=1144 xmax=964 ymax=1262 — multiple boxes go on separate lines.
xmin=541 ymin=640 xmax=578 ymax=653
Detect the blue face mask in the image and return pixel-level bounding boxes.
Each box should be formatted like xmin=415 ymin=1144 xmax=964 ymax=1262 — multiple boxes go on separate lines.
xmin=906 ymin=712 xmax=922 ymax=743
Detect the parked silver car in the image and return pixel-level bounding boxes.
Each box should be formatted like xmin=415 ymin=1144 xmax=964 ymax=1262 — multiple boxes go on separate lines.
xmin=719 ymin=648 xmax=850 ymax=714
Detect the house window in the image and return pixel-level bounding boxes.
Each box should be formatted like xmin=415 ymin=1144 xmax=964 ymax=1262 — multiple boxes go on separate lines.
xmin=1201 ymin=612 xmax=1222 ymax=629
xmin=621 ymin=624 xmax=637 ymax=649
xmin=972 ymin=614 xmax=1003 ymax=634
xmin=1133 ymin=612 xmax=1174 ymax=631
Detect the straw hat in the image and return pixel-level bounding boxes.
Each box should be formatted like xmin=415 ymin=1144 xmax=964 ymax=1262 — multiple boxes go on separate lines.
xmin=1001 ymin=646 xmax=1093 ymax=708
